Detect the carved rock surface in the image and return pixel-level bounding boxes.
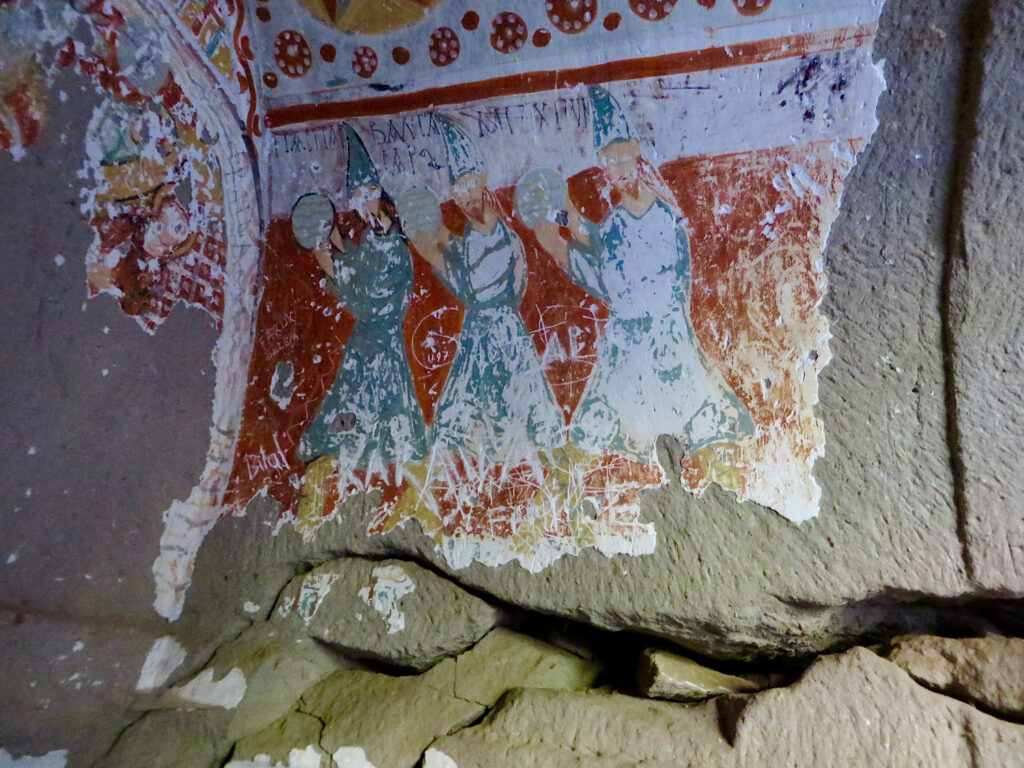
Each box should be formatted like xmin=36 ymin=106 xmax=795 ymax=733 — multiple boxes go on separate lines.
xmin=954 ymin=0 xmax=1024 ymax=591
xmin=636 ymin=648 xmax=764 ymax=702
xmin=887 ymin=634 xmax=1024 ymax=719
xmin=273 ymin=557 xmax=499 ymax=671
xmin=93 ymin=709 xmax=233 ymax=768
xmin=163 ymin=621 xmax=346 ymax=742
xmin=297 ymin=665 xmax=484 ymax=768
xmin=429 ymin=648 xmax=1024 ymax=767
xmin=452 ymin=628 xmax=601 ymax=707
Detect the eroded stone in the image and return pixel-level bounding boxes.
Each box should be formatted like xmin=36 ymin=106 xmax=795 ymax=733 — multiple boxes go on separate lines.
xmin=431 ymin=647 xmax=1024 ymax=767
xmin=273 ymin=557 xmax=498 ymax=671
xmin=887 ymin=634 xmax=1024 ymax=719
xmin=297 ymin=668 xmax=484 ymax=768
xmin=453 ymin=628 xmax=601 ymax=707
xmin=636 ymin=648 xmax=763 ymax=702
xmin=954 ymin=0 xmax=1024 ymax=592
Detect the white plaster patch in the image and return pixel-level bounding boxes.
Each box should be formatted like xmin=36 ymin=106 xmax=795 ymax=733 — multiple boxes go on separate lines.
xmin=136 ymin=636 xmax=186 ymax=691
xmin=225 ymin=746 xmax=324 ymax=768
xmin=0 ymin=749 xmax=68 ymax=768
xmin=422 ymin=749 xmax=458 ymax=768
xmin=243 ymin=601 xmax=261 ymax=614
xmin=5 ymin=553 xmax=18 ymax=565
xmin=357 ymin=565 xmax=415 ymax=635
xmin=173 ymin=667 xmax=246 ymax=709
xmin=283 ymin=572 xmax=340 ymax=624
xmin=333 ymin=747 xmax=377 ymax=768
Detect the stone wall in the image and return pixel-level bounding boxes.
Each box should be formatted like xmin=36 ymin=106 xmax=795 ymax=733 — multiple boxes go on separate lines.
xmin=1 ymin=0 xmax=1023 ymax=766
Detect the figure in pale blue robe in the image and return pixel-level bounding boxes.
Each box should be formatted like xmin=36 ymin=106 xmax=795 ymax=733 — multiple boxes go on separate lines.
xmin=567 ymin=86 xmax=754 ymax=460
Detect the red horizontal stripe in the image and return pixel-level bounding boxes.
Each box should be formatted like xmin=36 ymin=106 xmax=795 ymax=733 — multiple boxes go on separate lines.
xmin=266 ymin=23 xmax=875 ymax=129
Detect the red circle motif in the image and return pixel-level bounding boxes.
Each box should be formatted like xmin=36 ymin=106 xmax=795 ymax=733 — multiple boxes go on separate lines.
xmin=392 ymin=46 xmax=411 ymax=65
xmin=490 ymin=12 xmax=528 ymax=54
xmin=255 ymin=6 xmax=271 ymax=22
xmin=603 ymin=11 xmax=621 ymax=29
xmin=262 ymin=71 xmax=278 ymax=88
xmin=461 ymin=11 xmax=480 ymax=30
xmin=733 ymin=0 xmax=770 ymax=15
xmin=533 ymin=28 xmax=552 ymax=47
xmin=546 ymin=0 xmax=597 ymax=34
xmin=351 ymin=46 xmax=378 ymax=78
xmin=273 ymin=30 xmax=313 ymax=78
xmin=627 ymin=0 xmax=676 ymax=21
xmin=429 ymin=27 xmax=461 ymax=67
xmin=320 ymin=44 xmax=337 ymax=62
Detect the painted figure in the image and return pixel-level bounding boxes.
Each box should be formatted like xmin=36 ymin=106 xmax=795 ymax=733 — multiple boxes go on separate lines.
xmin=430 ymin=118 xmax=564 ymax=465
xmin=513 ymin=167 xmax=592 ymax=273
xmin=293 ymin=124 xmax=427 ymax=484
xmin=567 ymin=85 xmax=754 ymax=460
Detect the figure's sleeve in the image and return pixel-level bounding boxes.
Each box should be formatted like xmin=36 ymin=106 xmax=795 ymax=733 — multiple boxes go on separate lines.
xmin=435 ymin=238 xmax=465 ymax=300
xmin=508 ymin=226 xmax=527 ymax=302
xmin=568 ymin=218 xmax=610 ymax=303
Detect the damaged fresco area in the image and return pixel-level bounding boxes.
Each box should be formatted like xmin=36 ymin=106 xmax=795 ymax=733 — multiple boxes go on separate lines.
xmin=223 ymin=0 xmax=887 ymax=574
xmin=0 ymin=0 xmax=887 ymax=615
xmin=0 ymin=0 xmax=248 ymax=333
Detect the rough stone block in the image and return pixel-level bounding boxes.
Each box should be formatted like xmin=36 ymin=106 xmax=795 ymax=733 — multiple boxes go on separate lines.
xmin=273 ymin=557 xmax=498 ymax=670
xmin=636 ymin=648 xmax=763 ymax=702
xmin=299 ymin=668 xmax=485 ymax=768
xmin=887 ymin=634 xmax=1024 ymax=719
xmin=453 ymin=628 xmax=601 ymax=707
xmin=430 ymin=647 xmax=1024 ymax=767
xmin=954 ymin=0 xmax=1024 ymax=591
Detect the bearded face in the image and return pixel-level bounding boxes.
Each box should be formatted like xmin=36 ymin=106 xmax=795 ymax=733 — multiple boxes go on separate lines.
xmin=142 ymin=198 xmax=190 ymax=259
xmin=453 ymin=172 xmax=489 ymax=222
xmin=598 ymin=139 xmax=642 ymax=198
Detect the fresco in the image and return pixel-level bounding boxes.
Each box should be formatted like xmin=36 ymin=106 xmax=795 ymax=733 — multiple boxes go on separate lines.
xmin=222 ymin=0 xmax=886 ymax=572
xmin=0 ymin=0 xmax=887 ymax=615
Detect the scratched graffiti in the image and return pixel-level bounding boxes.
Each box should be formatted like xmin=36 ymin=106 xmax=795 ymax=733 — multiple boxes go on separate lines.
xmin=1 ymin=0 xmax=887 ymax=606
xmin=222 ymin=0 xmax=886 ymax=571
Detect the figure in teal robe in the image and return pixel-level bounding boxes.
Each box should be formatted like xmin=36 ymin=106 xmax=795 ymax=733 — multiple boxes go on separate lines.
xmin=431 ymin=216 xmax=565 ymax=464
xmin=297 ymin=225 xmax=427 ymax=480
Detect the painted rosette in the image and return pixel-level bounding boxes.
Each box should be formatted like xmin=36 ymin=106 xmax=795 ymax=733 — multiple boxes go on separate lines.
xmin=546 ymin=0 xmax=597 ymax=34
xmin=627 ymin=0 xmax=676 ymax=21
xmin=351 ymin=45 xmax=378 ymax=78
xmin=429 ymin=26 xmax=461 ymax=66
xmin=274 ymin=30 xmax=313 ymax=78
xmin=733 ymin=0 xmax=771 ymax=15
xmin=490 ymin=12 xmax=528 ymax=54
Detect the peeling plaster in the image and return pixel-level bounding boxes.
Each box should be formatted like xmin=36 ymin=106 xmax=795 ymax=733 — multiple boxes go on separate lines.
xmin=358 ymin=565 xmax=416 ymax=635
xmin=135 ymin=636 xmax=186 ymax=691
xmin=172 ymin=667 xmax=247 ymax=709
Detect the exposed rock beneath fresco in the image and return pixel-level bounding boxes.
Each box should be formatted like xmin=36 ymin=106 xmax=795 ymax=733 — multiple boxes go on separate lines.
xmin=93 ymin=709 xmax=233 ymax=768
xmin=953 ymin=0 xmax=1024 ymax=594
xmin=158 ymin=622 xmax=346 ymax=742
xmin=636 ymin=648 xmax=766 ymax=702
xmin=272 ymin=557 xmax=499 ymax=671
xmin=450 ymin=628 xmax=601 ymax=707
xmin=289 ymin=666 xmax=484 ymax=768
xmin=429 ymin=648 xmax=1024 ymax=767
xmin=886 ymin=635 xmax=1024 ymax=720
